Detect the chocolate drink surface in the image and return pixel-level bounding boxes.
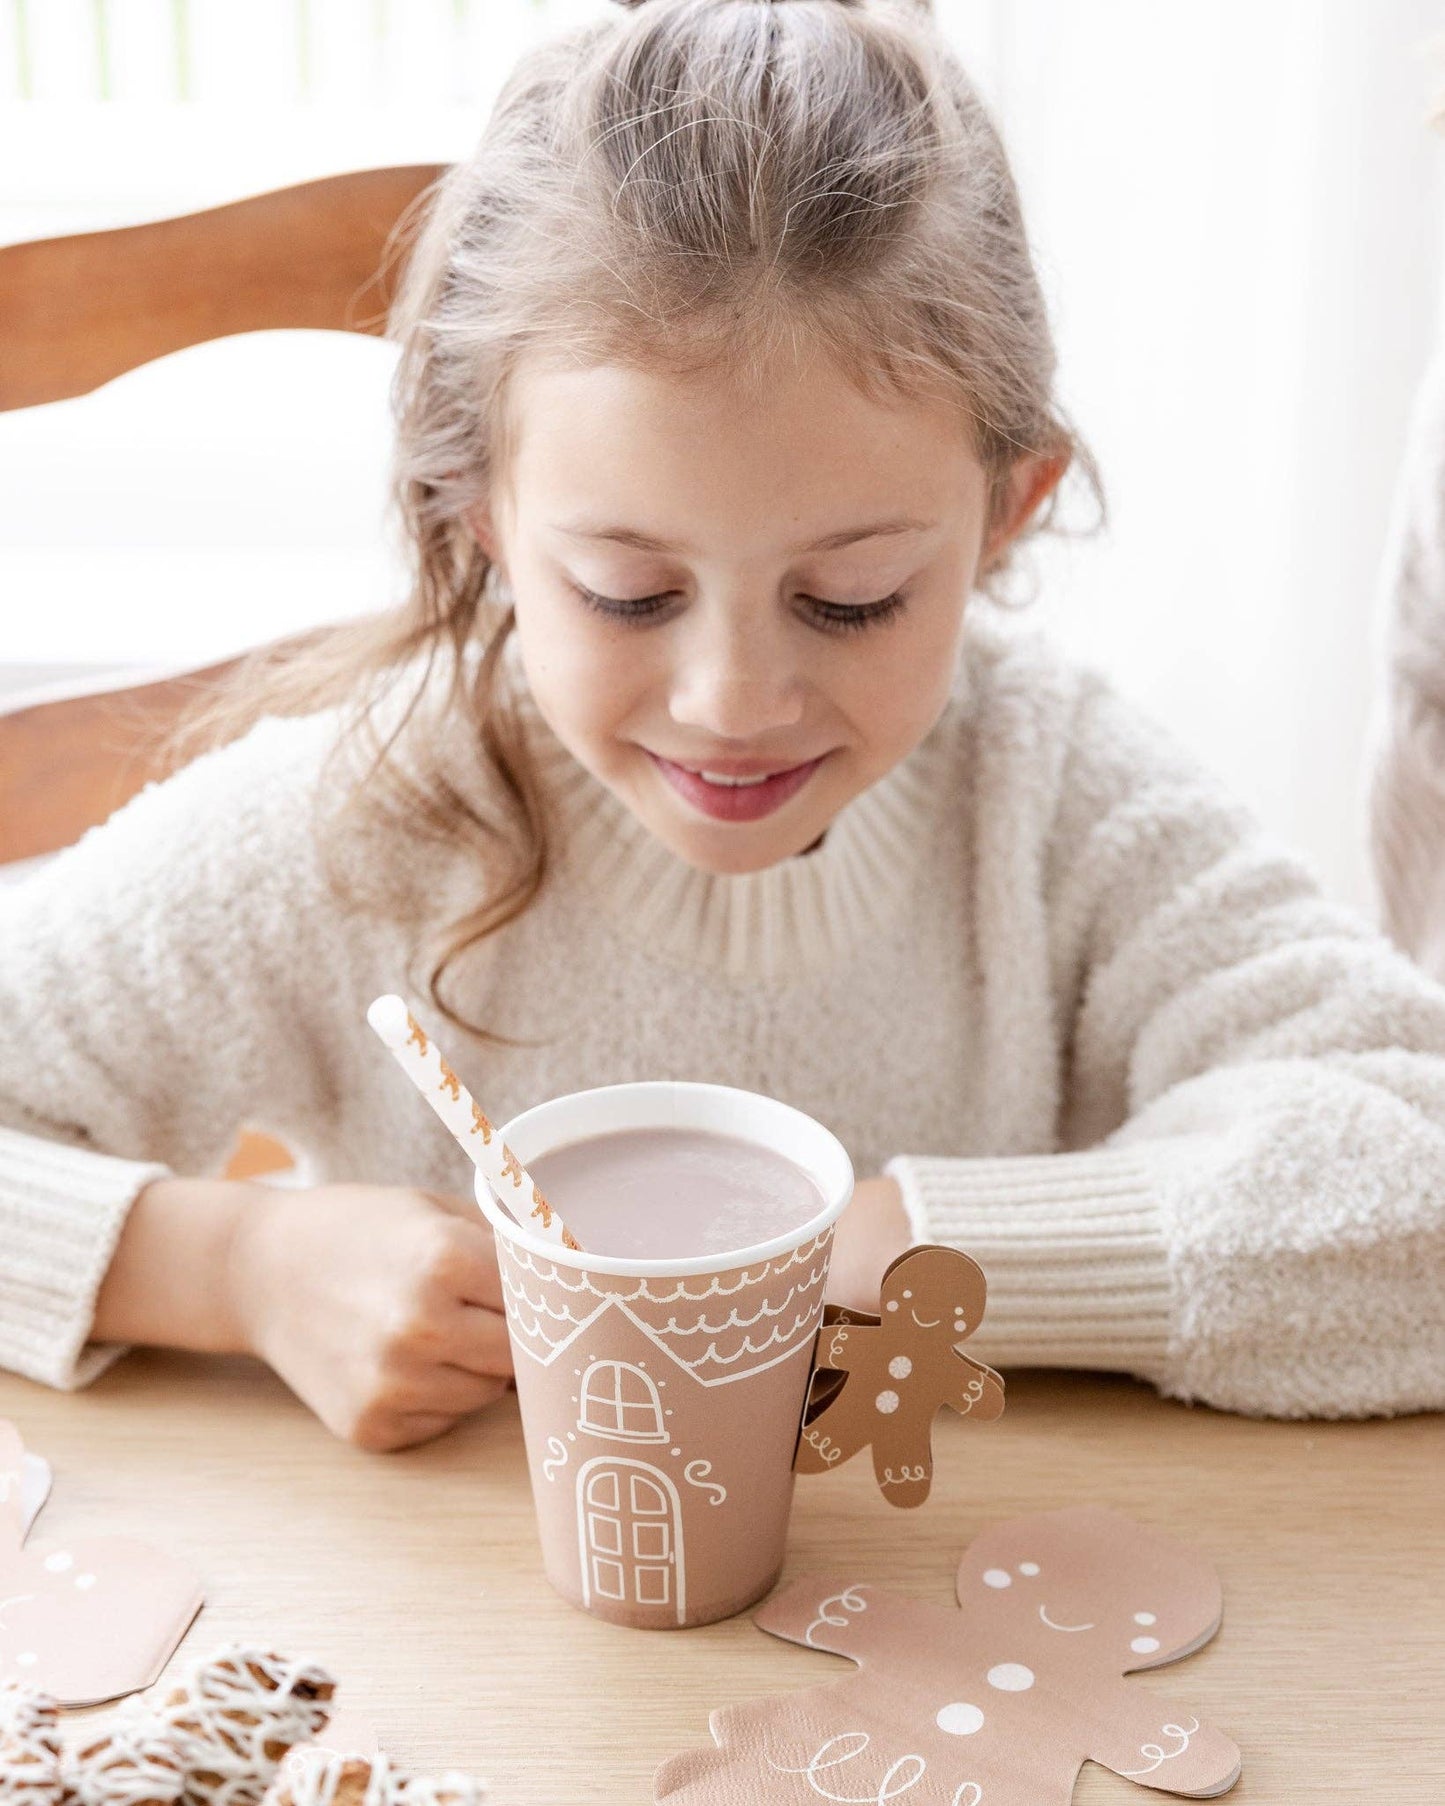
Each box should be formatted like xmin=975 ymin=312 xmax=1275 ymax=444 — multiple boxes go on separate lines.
xmin=525 ymin=1126 xmax=826 ymax=1260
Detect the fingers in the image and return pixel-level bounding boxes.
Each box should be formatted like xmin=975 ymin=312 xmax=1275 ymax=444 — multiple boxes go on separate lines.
xmin=394 ymin=1413 xmax=466 ymax=1449
xmin=345 ymin=1372 xmax=510 ymax=1453
xmin=420 ymin=1211 xmax=504 ymax=1312
xmin=432 ymin=1299 xmax=513 ymax=1376
xmin=400 ymin=1363 xmax=510 ymax=1416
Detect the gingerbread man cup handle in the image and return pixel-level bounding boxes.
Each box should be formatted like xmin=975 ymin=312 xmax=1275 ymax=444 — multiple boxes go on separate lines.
xmin=793 ymin=1245 xmax=1004 ymax=1508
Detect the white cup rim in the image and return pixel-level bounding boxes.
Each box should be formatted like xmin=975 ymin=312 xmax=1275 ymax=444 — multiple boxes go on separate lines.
xmin=474 ymin=1080 xmax=854 ymax=1276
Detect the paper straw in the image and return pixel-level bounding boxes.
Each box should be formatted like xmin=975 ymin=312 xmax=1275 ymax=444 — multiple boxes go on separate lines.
xmin=366 ymin=993 xmax=580 ymax=1251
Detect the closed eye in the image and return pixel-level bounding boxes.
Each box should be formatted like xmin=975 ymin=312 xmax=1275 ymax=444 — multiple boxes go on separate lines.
xmin=571 ymin=584 xmax=908 ymax=635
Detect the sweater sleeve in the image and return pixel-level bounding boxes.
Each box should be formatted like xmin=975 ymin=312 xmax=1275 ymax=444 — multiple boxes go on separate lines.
xmin=1369 ymin=349 xmax=1445 ymax=978
xmin=888 ymin=662 xmax=1445 ymax=1419
xmin=0 ymin=711 xmax=353 ymax=1390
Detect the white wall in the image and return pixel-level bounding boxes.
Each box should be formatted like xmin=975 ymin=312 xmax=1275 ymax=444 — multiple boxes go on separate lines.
xmin=2 ymin=0 xmax=1442 ymax=908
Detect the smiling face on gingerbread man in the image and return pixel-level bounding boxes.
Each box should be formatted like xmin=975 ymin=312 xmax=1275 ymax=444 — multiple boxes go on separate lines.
xmin=958 ymin=1507 xmax=1224 ymax=1674
xmin=879 ymin=1245 xmax=988 ymax=1339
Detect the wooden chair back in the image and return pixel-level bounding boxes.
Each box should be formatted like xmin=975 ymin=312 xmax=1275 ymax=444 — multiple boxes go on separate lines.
xmin=0 ymin=164 xmax=445 ymax=1177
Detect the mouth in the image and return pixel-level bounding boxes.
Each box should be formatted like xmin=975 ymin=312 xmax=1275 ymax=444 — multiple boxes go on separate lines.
xmin=646 ymin=750 xmax=827 ymax=823
xmin=1038 ymin=1605 xmax=1095 ymax=1633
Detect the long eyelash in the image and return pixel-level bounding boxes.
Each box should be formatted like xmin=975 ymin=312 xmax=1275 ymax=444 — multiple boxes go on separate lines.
xmin=572 ymin=586 xmax=908 ymax=633
xmin=573 ymin=586 xmax=674 ymax=622
xmin=807 ymin=593 xmax=908 ymax=634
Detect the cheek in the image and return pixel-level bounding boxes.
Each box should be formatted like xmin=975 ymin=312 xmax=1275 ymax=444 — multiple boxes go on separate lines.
xmin=838 ymin=607 xmax=963 ymax=753
xmin=512 ymin=599 xmax=654 ymax=753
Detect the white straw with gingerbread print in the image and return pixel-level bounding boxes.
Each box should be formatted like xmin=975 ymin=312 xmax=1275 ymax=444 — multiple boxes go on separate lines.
xmin=366 ymin=993 xmax=581 ymax=1251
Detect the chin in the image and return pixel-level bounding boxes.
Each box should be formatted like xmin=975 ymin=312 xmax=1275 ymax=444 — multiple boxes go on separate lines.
xmin=658 ymin=819 xmax=823 ymax=877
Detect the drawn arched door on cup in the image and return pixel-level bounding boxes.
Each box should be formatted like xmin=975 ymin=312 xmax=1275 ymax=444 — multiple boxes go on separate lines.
xmin=577 ymin=1456 xmax=686 ymax=1626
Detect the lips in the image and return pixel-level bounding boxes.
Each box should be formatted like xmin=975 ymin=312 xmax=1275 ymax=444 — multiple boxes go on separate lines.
xmin=647 ymin=751 xmax=825 ymax=823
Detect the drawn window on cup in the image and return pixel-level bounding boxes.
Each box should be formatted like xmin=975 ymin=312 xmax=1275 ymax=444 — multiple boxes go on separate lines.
xmin=578 ymin=1361 xmax=668 ymax=1444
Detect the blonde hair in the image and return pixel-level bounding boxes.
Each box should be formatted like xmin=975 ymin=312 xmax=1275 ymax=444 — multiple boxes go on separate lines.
xmin=201 ymin=0 xmax=1104 ymax=1039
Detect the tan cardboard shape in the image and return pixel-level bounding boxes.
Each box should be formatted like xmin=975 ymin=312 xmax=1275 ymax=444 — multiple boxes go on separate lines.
xmin=794 ymin=1245 xmax=1005 ymax=1507
xmin=498 ymin=1229 xmax=835 ymax=1629
xmin=19 ymin=1458 xmax=51 ymax=1541
xmin=655 ymin=1505 xmax=1242 ymax=1804
xmin=0 ymin=1419 xmax=204 ymax=1706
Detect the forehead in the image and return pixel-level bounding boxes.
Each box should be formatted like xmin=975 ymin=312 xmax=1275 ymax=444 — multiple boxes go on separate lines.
xmin=497 ymin=350 xmax=985 ymax=542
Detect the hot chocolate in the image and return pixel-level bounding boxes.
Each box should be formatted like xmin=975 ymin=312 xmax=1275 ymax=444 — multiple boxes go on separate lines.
xmin=525 ymin=1126 xmax=826 ymax=1260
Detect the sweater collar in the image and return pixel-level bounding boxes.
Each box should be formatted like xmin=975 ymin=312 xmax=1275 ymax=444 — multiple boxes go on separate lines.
xmin=503 ymin=643 xmax=959 ymax=983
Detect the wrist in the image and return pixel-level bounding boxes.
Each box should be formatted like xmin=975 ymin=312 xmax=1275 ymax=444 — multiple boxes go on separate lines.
xmin=93 ymin=1175 xmax=269 ymax=1355
xmin=223 ymin=1181 xmax=287 ymax=1361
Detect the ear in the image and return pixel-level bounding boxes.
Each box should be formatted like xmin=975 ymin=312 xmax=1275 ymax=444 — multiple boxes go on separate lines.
xmin=463 ymin=501 xmax=502 ymax=565
xmin=981 ymin=450 xmax=1069 ymax=569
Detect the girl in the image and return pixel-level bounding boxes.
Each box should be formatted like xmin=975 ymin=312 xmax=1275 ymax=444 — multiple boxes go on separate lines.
xmin=3 ymin=0 xmax=1443 ymax=1450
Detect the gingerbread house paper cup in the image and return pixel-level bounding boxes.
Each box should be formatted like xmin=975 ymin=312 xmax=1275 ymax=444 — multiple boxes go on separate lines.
xmin=476 ymin=1082 xmax=854 ymax=1631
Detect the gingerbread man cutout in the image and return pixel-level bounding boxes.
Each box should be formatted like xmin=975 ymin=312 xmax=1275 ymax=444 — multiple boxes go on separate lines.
xmin=655 ymin=1506 xmax=1241 ymax=1805
xmin=0 ymin=1419 xmax=203 ymax=1705
xmin=794 ymin=1245 xmax=1004 ymax=1506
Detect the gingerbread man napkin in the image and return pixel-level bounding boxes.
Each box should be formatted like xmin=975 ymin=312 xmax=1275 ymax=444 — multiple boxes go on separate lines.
xmin=656 ymin=1506 xmax=1241 ymax=1804
xmin=0 ymin=1419 xmax=203 ymax=1704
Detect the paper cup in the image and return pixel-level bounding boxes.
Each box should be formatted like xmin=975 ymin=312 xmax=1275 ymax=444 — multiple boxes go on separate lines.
xmin=477 ymin=1082 xmax=854 ymax=1630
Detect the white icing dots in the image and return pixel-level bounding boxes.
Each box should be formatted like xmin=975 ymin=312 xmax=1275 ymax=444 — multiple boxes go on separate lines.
xmin=1130 ymin=1636 xmax=1161 ymax=1655
xmin=42 ymin=1550 xmax=73 ymax=1572
xmin=982 ymin=1569 xmax=1012 ymax=1589
xmin=885 ymin=1300 xmax=900 ymax=1312
xmin=986 ymin=1663 xmax=1035 ymax=1692
xmin=1017 ymin=1562 xmax=1040 ymax=1577
xmin=1133 ymin=1611 xmax=1156 ymax=1625
xmin=936 ymin=1702 xmax=985 ymax=1736
xmin=888 ymin=1356 xmax=913 ymax=1380
xmin=874 ymin=1390 xmax=901 ymax=1415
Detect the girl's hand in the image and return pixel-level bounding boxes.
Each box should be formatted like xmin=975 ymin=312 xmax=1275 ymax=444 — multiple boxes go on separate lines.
xmin=227 ymin=1183 xmax=511 ymax=1452
xmin=826 ymin=1174 xmax=912 ymax=1314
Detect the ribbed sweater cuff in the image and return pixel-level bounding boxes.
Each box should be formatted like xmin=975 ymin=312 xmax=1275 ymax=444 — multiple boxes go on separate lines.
xmin=0 ymin=1127 xmax=167 ymax=1390
xmin=883 ymin=1149 xmax=1172 ymax=1373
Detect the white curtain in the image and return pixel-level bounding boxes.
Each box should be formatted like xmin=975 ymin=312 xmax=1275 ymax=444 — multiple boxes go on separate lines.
xmin=965 ymin=2 xmax=1445 ymax=910
xmin=1 ymin=0 xmax=1442 ymax=908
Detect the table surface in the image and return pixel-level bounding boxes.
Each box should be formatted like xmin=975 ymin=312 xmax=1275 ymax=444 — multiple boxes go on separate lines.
xmin=2 ymin=1355 xmax=1441 ymax=1802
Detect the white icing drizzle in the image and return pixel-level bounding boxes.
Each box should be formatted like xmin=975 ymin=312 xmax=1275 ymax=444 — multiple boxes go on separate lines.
xmin=0 ymin=1681 xmax=62 ymax=1805
xmin=151 ymin=1647 xmax=336 ymax=1806
xmin=3 ymin=1668 xmax=484 ymax=1806
xmin=68 ymin=1723 xmax=183 ymax=1806
xmin=393 ymin=1774 xmax=486 ymax=1806
xmin=274 ymin=1749 xmax=391 ymax=1806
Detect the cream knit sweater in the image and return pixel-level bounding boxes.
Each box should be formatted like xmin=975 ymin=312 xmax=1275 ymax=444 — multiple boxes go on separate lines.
xmin=3 ymin=621 xmax=1445 ymax=1415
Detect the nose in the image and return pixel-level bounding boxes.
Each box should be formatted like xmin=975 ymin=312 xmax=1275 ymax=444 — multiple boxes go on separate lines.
xmin=666 ymin=601 xmax=806 ymax=741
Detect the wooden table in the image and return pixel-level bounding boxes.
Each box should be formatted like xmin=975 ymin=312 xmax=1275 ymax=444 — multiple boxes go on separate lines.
xmin=3 ymin=1356 xmax=1441 ymax=1801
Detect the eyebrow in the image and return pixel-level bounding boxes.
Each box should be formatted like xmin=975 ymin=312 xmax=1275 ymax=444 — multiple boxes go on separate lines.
xmin=554 ymin=518 xmax=936 ymax=555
